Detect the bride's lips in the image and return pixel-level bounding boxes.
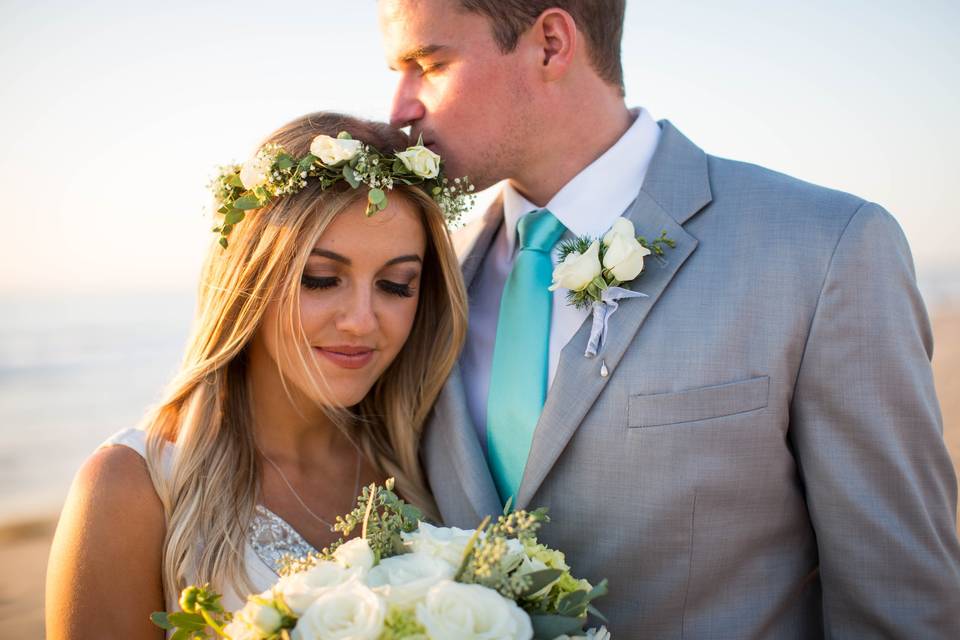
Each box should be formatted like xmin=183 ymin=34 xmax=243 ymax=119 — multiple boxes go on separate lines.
xmin=314 ymin=346 xmax=375 ymax=369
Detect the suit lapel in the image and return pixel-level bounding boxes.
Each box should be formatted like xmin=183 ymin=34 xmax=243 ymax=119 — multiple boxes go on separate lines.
xmin=515 ymin=122 xmax=712 ymax=509
xmin=424 ymin=197 xmax=504 ymax=523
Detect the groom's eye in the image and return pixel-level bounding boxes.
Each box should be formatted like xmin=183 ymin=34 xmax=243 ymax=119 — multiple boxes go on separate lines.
xmin=420 ymin=62 xmax=445 ymax=75
xmin=301 ymin=275 xmax=339 ymax=291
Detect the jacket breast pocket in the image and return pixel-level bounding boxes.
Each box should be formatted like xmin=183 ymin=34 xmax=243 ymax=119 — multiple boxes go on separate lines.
xmin=628 ymin=376 xmax=770 ymax=428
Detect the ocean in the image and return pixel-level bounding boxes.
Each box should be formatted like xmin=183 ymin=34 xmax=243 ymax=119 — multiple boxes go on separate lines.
xmin=0 ymin=291 xmax=196 ymax=523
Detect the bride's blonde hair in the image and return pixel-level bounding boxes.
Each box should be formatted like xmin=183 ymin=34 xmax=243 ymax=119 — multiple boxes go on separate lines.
xmin=139 ymin=113 xmax=467 ymax=597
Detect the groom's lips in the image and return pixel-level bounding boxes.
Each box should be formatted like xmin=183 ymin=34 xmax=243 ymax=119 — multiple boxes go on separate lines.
xmin=314 ymin=345 xmax=375 ymax=369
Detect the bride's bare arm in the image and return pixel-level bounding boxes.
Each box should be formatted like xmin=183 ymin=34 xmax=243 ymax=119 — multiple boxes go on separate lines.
xmin=46 ymin=445 xmax=165 ymax=639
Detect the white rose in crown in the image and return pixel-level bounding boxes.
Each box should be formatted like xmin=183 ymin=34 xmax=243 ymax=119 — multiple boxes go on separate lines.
xmin=396 ymin=145 xmax=441 ymax=178
xmin=310 ymin=134 xmax=362 ymax=166
xmin=365 ymin=551 xmax=456 ymax=608
xmin=239 ymin=150 xmax=274 ymax=190
xmin=601 ymin=217 xmax=651 ymax=282
xmin=549 ymin=239 xmax=602 ymax=292
xmin=415 ymin=580 xmax=533 ymax=640
xmin=292 ymin=578 xmax=386 ymax=640
xmin=276 ymin=561 xmax=354 ymax=615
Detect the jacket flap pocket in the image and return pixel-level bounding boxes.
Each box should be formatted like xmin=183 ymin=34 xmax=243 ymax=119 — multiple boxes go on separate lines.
xmin=629 ymin=376 xmax=770 ymax=428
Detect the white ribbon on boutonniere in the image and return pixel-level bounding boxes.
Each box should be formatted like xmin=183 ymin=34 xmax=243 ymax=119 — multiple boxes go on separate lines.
xmin=586 ymin=287 xmax=648 ymax=357
xmin=550 ymin=216 xmax=675 ymax=358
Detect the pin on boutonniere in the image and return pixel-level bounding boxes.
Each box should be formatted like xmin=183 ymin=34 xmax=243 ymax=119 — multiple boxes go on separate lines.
xmin=550 ymin=217 xmax=675 ymax=357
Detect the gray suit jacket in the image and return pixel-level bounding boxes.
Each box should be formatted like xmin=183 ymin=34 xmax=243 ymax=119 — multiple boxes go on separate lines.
xmin=422 ymin=122 xmax=960 ymax=638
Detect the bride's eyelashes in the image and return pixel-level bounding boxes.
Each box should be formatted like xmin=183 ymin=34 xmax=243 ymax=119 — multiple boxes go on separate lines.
xmin=301 ymin=275 xmax=338 ymax=290
xmin=377 ymin=280 xmax=416 ymax=298
xmin=300 ymin=274 xmax=415 ymax=298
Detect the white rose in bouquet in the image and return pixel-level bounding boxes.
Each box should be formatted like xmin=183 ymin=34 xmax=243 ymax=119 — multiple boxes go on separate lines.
xmin=292 ymin=579 xmax=386 ymax=640
xmin=277 ymin=561 xmax=353 ymax=615
xmin=310 ymin=134 xmax=362 ymax=166
xmin=415 ymin=580 xmax=533 ymax=640
xmin=365 ymin=551 xmax=455 ymax=608
xmin=601 ymin=217 xmax=651 ymax=282
xmin=332 ymin=537 xmax=375 ymax=576
xmin=402 ymin=522 xmax=477 ymax=569
xmin=396 ymin=145 xmax=441 ymax=178
xmin=224 ymin=591 xmax=283 ymax=639
xmin=549 ymin=240 xmax=602 ymax=292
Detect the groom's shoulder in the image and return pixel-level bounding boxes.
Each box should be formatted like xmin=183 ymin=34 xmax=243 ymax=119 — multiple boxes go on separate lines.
xmin=700 ymin=153 xmax=903 ymax=246
xmin=706 ymin=153 xmax=866 ymax=216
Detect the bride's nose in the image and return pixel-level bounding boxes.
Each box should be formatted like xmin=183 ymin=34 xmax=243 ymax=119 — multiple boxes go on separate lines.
xmin=389 ymin=75 xmax=426 ymax=129
xmin=335 ymin=285 xmax=378 ymax=336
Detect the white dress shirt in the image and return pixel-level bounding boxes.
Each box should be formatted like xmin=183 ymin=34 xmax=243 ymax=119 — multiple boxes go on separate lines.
xmin=462 ymin=108 xmax=662 ymax=445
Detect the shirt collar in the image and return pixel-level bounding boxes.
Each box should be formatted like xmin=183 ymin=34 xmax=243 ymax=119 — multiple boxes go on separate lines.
xmin=501 ymin=107 xmax=661 ymax=254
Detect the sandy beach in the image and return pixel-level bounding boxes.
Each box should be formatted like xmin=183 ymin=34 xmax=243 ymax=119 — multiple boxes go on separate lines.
xmin=4 ymin=308 xmax=960 ymax=637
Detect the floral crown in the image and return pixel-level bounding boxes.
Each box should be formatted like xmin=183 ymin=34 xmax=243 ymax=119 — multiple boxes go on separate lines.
xmin=210 ymin=132 xmax=475 ymax=248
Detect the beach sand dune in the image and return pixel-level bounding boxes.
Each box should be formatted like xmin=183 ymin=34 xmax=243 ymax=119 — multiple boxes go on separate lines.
xmin=4 ymin=309 xmax=960 ymax=637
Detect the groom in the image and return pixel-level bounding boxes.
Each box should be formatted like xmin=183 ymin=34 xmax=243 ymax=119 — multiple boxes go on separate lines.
xmin=378 ymin=1 xmax=960 ymax=636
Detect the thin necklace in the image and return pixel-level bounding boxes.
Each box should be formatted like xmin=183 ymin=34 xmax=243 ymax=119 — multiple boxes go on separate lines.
xmin=259 ymin=443 xmax=362 ymax=529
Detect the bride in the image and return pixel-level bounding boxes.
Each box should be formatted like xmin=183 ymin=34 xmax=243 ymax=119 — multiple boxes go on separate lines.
xmin=45 ymin=113 xmax=468 ymax=638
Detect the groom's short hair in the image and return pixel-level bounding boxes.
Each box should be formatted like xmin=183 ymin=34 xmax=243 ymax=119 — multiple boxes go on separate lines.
xmin=458 ymin=0 xmax=626 ymax=91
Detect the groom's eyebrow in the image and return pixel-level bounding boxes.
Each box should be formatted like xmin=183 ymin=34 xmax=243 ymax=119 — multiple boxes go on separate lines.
xmin=393 ymin=44 xmax=447 ymax=68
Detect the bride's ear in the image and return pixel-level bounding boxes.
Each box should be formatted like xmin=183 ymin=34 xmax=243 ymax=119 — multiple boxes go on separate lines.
xmin=530 ymin=8 xmax=578 ymax=83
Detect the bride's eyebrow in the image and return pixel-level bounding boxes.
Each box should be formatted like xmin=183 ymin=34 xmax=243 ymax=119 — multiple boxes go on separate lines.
xmin=384 ymin=255 xmax=422 ymax=267
xmin=311 ymin=249 xmax=350 ymax=264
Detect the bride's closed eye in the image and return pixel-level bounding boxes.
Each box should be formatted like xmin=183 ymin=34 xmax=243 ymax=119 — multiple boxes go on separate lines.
xmin=301 ymin=275 xmax=338 ymax=290
xmin=300 ymin=274 xmax=416 ymax=298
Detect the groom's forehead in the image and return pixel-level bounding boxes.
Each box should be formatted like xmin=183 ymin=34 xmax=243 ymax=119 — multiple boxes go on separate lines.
xmin=380 ymin=0 xmax=488 ymax=57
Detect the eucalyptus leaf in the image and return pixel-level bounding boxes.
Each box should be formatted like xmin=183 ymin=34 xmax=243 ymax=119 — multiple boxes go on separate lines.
xmin=232 ymin=195 xmax=262 ymax=211
xmin=227 ymin=174 xmax=244 ymax=188
xmin=530 ymin=614 xmax=586 ymax=639
xmin=343 ymin=164 xmax=360 ymax=188
xmin=369 ymin=188 xmax=386 ymax=205
xmin=166 ymin=611 xmax=207 ymax=631
xmin=150 ymin=611 xmax=173 ymax=630
xmin=277 ymin=154 xmax=294 ymax=170
xmin=224 ymin=209 xmax=245 ymax=225
xmin=219 ymin=237 xmax=229 ymax=249
xmin=520 ymin=569 xmax=564 ymax=598
xmin=556 ymin=589 xmax=590 ymax=616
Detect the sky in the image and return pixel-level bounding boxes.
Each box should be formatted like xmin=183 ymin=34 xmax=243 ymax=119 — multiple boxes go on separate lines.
xmin=1 ymin=0 xmax=958 ymax=300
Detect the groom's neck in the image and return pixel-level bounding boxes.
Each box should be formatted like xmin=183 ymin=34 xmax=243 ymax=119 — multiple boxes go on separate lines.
xmin=509 ymin=89 xmax=632 ymax=207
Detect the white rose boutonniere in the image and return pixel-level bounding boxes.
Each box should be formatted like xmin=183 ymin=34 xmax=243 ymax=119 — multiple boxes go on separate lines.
xmin=549 ymin=240 xmax=602 ymax=293
xmin=551 ymin=216 xmax=675 ymax=357
xmin=310 ymin=133 xmax=362 ymax=166
xmin=396 ymin=145 xmax=441 ymax=178
xmin=601 ymin=217 xmax=651 ymax=282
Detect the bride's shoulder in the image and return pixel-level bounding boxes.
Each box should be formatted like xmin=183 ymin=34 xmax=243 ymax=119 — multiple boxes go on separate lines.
xmin=74 ymin=430 xmax=164 ymax=521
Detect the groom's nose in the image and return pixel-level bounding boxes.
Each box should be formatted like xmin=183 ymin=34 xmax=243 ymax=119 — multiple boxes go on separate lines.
xmin=389 ymin=76 xmax=426 ymax=129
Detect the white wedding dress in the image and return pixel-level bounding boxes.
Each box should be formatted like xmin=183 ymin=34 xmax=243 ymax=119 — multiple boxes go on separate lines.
xmin=99 ymin=428 xmax=318 ymax=614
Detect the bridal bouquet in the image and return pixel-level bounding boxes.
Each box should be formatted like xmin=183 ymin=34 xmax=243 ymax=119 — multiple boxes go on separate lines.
xmin=154 ymin=480 xmax=609 ymax=640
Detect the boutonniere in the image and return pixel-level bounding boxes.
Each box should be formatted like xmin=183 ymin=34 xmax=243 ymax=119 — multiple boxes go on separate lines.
xmin=549 ymin=217 xmax=675 ymax=357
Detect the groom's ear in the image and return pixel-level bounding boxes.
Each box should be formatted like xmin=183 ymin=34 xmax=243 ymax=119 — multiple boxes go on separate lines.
xmin=530 ymin=8 xmax=578 ymax=83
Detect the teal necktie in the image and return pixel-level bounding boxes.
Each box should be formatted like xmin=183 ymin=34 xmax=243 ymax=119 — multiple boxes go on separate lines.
xmin=487 ymin=209 xmax=566 ymax=504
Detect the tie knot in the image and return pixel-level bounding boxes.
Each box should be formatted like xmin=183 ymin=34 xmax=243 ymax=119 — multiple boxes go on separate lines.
xmin=517 ymin=209 xmax=566 ymax=253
